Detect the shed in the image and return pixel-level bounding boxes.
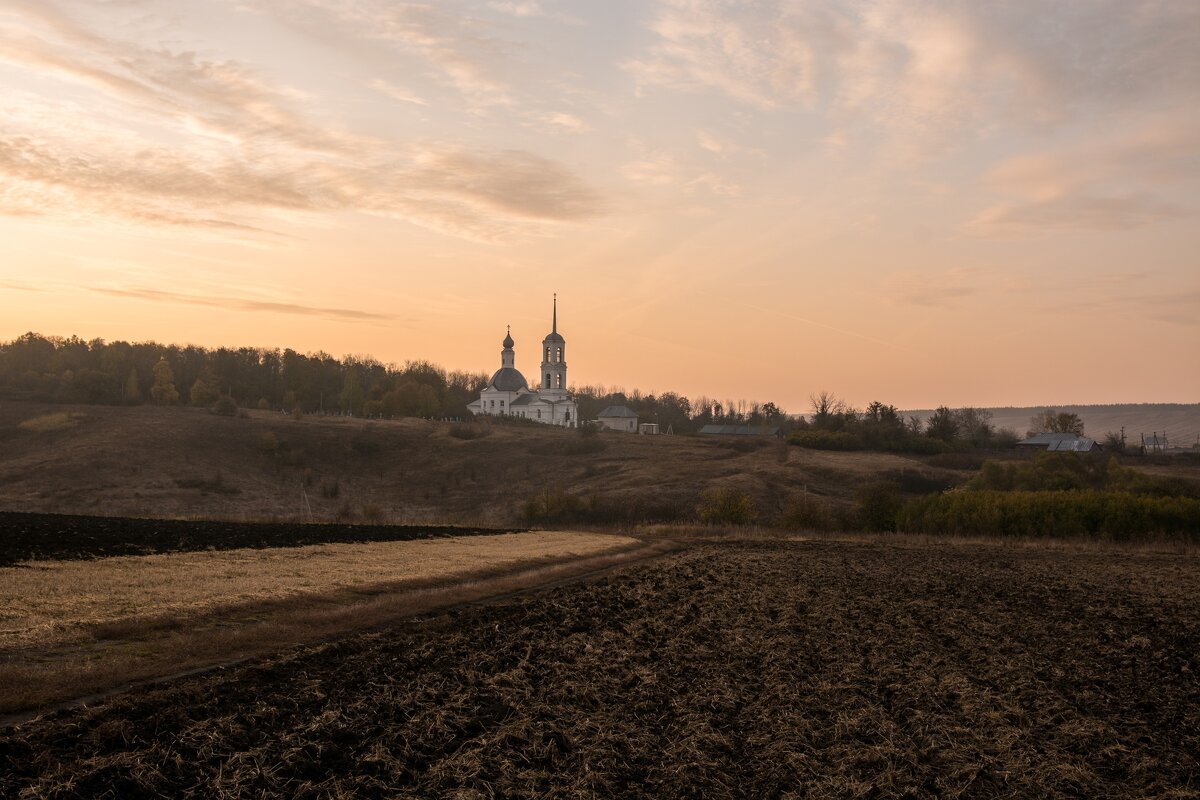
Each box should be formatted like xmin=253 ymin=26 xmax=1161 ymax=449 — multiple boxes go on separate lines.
xmin=639 ymin=423 xmax=660 ymax=435
xmin=1015 ymin=433 xmax=1102 ymax=452
xmin=597 ymin=405 xmax=638 ymax=433
xmin=698 ymin=424 xmax=784 ymax=438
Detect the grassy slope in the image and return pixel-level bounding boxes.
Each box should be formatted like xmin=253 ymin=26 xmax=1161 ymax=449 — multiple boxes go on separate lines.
xmin=0 ymin=402 xmax=935 ymax=524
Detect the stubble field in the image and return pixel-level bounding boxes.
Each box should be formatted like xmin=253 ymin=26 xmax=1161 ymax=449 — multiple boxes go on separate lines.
xmin=3 ymin=538 xmax=1197 ymax=798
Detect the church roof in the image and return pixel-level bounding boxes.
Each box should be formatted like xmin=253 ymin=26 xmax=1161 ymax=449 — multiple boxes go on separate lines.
xmin=510 ymin=394 xmax=535 ymax=406
xmin=488 ymin=366 xmax=529 ymax=392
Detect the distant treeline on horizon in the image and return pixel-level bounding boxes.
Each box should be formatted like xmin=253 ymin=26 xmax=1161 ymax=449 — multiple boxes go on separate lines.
xmin=0 ymin=332 xmax=790 ymax=432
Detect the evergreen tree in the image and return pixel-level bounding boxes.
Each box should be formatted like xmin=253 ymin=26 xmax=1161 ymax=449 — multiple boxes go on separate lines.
xmin=149 ymin=358 xmax=179 ymax=405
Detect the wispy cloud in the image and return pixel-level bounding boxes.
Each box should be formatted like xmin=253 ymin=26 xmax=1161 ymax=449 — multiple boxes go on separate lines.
xmin=886 ymin=268 xmax=979 ymax=308
xmin=627 ymin=0 xmax=1200 ymax=149
xmin=967 ymin=113 xmax=1198 ymax=237
xmin=88 ymin=286 xmax=396 ymax=323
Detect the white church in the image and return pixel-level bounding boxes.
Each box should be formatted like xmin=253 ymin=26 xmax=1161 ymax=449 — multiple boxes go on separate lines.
xmin=467 ymin=296 xmax=579 ymax=427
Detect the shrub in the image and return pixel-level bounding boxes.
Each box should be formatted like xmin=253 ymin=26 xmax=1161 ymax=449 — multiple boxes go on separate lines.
xmin=789 ymin=430 xmax=862 ymax=451
xmin=779 ymin=494 xmax=835 ymax=531
xmin=521 ymin=489 xmax=689 ymax=525
xmin=256 ymin=397 xmax=270 ymax=410
xmin=855 ymin=481 xmax=904 ymax=532
xmin=361 ymin=503 xmax=386 ymax=524
xmin=212 ymin=396 xmax=238 ymax=417
xmin=258 ymin=432 xmax=279 ymax=454
xmin=696 ymin=487 xmax=758 ymax=525
xmin=884 ymin=469 xmax=958 ymax=495
xmin=449 ymin=423 xmax=488 ymax=440
xmin=897 ymin=490 xmax=1200 ymax=540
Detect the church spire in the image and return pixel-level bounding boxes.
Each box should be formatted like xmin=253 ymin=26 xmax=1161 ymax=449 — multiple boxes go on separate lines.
xmin=552 ymin=293 xmax=557 ymax=334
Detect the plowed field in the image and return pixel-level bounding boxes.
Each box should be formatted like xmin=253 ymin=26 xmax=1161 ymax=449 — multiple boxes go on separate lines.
xmin=0 ymin=511 xmax=519 ymax=565
xmin=3 ymin=540 xmax=1197 ymax=798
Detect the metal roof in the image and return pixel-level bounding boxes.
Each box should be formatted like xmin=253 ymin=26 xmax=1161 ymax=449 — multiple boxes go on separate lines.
xmin=487 ymin=367 xmax=529 ymax=392
xmin=698 ymin=424 xmax=782 ymax=436
xmin=1017 ymin=433 xmax=1100 ymax=451
xmin=510 ymin=394 xmax=535 ymax=406
xmin=598 ymin=405 xmax=638 ymax=418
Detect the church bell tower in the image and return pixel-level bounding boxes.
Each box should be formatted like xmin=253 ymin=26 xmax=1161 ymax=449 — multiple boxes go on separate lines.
xmin=540 ymin=294 xmax=567 ymax=398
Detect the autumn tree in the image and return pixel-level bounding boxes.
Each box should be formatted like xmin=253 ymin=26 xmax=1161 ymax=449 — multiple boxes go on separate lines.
xmin=149 ymin=358 xmax=179 ymax=405
xmin=189 ymin=368 xmax=221 ymax=407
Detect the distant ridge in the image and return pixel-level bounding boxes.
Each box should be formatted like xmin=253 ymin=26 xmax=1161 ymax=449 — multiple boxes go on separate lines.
xmin=902 ymin=403 xmax=1200 ymax=445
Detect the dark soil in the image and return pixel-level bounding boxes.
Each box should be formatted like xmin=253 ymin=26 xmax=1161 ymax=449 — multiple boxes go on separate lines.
xmin=2 ymin=540 xmax=1198 ymax=798
xmin=0 ymin=511 xmax=522 ymax=565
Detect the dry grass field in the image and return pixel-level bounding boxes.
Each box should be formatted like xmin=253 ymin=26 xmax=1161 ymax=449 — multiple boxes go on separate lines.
xmin=0 ymin=530 xmax=657 ymax=718
xmin=0 ymin=401 xmax=942 ymax=524
xmin=3 ymin=537 xmax=1197 ymax=798
xmin=0 ymin=531 xmax=634 ymax=650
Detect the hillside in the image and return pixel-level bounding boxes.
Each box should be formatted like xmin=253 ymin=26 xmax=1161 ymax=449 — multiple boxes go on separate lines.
xmin=0 ymin=402 xmax=941 ymax=526
xmin=903 ymin=403 xmax=1200 ymax=446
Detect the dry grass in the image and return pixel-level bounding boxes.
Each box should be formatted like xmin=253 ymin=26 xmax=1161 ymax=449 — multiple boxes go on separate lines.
xmin=15 ymin=412 xmax=86 ymax=432
xmin=0 ymin=402 xmax=921 ymax=524
xmin=0 ymin=534 xmax=670 ymax=719
xmin=0 ymin=531 xmax=634 ymax=650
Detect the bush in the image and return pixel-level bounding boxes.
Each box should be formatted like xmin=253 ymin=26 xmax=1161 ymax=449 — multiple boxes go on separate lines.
xmin=779 ymin=494 xmax=835 ymax=531
xmin=696 ymin=487 xmax=758 ymax=525
xmin=258 ymin=432 xmax=279 ymax=454
xmin=521 ymin=489 xmax=689 ymax=525
xmin=897 ymin=490 xmax=1200 ymax=540
xmin=789 ymin=431 xmax=862 ymax=451
xmin=855 ymin=481 xmax=904 ymax=532
xmin=212 ymin=396 xmax=238 ymax=417
xmin=449 ymin=423 xmax=488 ymax=440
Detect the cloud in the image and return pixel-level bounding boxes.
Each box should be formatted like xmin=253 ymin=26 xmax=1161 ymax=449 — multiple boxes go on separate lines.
xmin=532 ymin=111 xmax=590 ymax=134
xmin=0 ymin=1 xmax=606 ymax=245
xmin=0 ymin=1 xmax=364 ymax=155
xmin=88 ymin=286 xmax=396 ymax=323
xmin=370 ymin=79 xmax=428 ymax=106
xmin=886 ymin=268 xmax=979 ymax=308
xmin=487 ymin=1 xmax=544 ymax=17
xmin=967 ymin=113 xmax=1198 ymax=237
xmin=265 ymin=0 xmax=517 ymax=108
xmin=627 ymin=1 xmax=1200 ymax=148
xmin=967 ymin=195 xmax=1186 ymax=238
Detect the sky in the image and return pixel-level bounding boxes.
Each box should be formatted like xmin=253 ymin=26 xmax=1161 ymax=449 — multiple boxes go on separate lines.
xmin=0 ymin=0 xmax=1197 ymax=411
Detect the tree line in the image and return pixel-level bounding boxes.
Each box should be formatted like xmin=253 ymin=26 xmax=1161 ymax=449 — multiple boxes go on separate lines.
xmin=0 ymin=333 xmax=489 ymax=418
xmin=0 ymin=333 xmax=794 ymax=431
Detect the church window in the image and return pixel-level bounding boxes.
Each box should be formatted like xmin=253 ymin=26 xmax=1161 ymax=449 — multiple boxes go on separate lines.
xmin=500 ymin=399 xmax=504 ymax=407
xmin=556 ymin=347 xmax=561 ymax=361
xmin=545 ymin=373 xmax=551 ymax=388
xmin=555 ymin=373 xmax=562 ymax=388
xmin=537 ymin=409 xmax=542 ymax=419
xmin=545 ymin=347 xmax=551 ymax=361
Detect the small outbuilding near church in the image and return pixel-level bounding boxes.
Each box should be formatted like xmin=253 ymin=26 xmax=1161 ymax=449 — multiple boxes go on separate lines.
xmin=597 ymin=405 xmax=638 ymax=432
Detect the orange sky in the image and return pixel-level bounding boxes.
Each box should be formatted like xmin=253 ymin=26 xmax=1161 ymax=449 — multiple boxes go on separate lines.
xmin=1 ymin=0 xmax=1197 ymax=411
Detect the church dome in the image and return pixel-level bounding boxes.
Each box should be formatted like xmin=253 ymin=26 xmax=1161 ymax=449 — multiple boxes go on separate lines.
xmin=502 ymin=331 xmax=514 ymax=349
xmin=488 ymin=366 xmax=529 ymax=392
xmin=543 ymin=331 xmax=564 ymax=343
